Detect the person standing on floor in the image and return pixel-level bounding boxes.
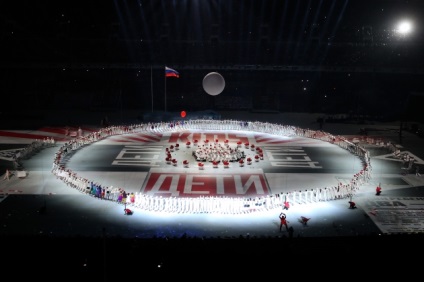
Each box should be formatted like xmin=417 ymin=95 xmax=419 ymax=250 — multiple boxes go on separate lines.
xmin=122 ymin=190 xmax=127 ymax=205
xmin=283 ymin=200 xmax=290 ymax=210
xmin=376 ymin=184 xmax=382 ymax=196
xmin=3 ymin=169 xmax=10 ymax=181
xmin=279 ymin=212 xmax=289 ymax=232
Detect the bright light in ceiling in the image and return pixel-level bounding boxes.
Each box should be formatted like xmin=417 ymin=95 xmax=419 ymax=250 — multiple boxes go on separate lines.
xmin=396 ymin=20 xmax=413 ymax=35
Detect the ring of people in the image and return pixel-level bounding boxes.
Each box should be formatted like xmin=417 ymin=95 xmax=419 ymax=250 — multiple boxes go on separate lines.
xmin=50 ymin=119 xmax=373 ymax=214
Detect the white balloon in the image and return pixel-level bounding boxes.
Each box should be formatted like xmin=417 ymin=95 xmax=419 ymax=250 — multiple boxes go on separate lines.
xmin=202 ymin=72 xmax=225 ymax=96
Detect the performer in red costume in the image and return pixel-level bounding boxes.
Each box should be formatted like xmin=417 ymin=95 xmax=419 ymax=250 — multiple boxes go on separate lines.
xmin=376 ymin=184 xmax=382 ymax=196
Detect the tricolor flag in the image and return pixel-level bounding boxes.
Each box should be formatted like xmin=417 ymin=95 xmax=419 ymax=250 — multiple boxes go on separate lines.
xmin=165 ymin=66 xmax=179 ymax=78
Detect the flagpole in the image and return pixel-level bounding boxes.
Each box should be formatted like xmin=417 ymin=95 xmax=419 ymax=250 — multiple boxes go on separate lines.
xmin=150 ymin=66 xmax=153 ymax=112
xmin=164 ymin=66 xmax=167 ymax=112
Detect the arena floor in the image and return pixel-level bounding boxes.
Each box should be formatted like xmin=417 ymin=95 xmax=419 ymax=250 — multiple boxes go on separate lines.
xmin=1 ymin=111 xmax=424 ymax=275
xmin=1 ymin=117 xmax=424 ymax=239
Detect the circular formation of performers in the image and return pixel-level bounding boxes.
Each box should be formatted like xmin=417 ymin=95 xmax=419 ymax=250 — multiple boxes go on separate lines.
xmin=50 ymin=119 xmax=374 ymax=214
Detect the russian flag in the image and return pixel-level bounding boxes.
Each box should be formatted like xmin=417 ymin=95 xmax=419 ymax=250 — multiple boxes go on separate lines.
xmin=165 ymin=66 xmax=179 ymax=78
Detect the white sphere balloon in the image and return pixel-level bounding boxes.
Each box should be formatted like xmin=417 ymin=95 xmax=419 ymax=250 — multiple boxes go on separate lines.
xmin=202 ymin=72 xmax=225 ymax=96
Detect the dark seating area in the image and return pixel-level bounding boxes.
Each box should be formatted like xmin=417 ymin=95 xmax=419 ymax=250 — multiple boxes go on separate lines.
xmin=2 ymin=233 xmax=421 ymax=277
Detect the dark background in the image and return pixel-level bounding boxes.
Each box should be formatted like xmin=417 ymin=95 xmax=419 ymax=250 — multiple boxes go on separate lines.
xmin=1 ymin=0 xmax=424 ymax=123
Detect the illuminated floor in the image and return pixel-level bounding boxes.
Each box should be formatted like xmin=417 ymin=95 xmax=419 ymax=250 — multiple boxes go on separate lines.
xmin=1 ymin=124 xmax=424 ymax=239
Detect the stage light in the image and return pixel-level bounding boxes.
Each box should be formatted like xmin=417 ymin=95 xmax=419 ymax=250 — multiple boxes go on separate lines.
xmin=396 ymin=20 xmax=413 ymax=35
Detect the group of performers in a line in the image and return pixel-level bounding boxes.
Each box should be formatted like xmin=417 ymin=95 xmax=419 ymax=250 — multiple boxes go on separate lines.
xmin=52 ymin=163 xmax=369 ymax=214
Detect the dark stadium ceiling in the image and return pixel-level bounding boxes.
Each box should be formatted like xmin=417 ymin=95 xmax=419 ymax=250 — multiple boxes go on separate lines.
xmin=1 ymin=0 xmax=424 ymax=73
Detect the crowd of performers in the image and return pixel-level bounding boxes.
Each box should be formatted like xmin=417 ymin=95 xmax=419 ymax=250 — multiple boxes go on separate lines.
xmin=193 ymin=142 xmax=246 ymax=162
xmin=53 ymin=169 xmax=370 ymax=214
xmin=51 ymin=119 xmax=373 ymax=214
